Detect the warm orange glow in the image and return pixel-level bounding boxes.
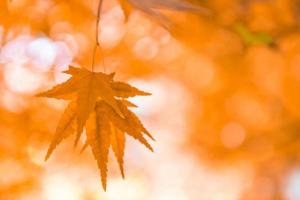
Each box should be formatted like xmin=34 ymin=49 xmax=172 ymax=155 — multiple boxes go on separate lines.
xmin=1 ymin=0 xmax=300 ymax=199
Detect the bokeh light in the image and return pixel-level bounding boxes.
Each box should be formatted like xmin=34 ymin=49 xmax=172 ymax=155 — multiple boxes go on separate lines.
xmin=1 ymin=0 xmax=300 ymax=199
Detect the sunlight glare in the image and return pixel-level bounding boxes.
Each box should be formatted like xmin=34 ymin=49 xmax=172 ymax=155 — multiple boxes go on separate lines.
xmin=43 ymin=174 xmax=81 ymax=200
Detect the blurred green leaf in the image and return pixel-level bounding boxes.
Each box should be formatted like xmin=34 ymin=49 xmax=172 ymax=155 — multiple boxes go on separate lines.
xmin=234 ymin=23 xmax=273 ymax=46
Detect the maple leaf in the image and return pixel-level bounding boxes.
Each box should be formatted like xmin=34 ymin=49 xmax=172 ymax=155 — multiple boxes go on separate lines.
xmin=38 ymin=66 xmax=153 ymax=190
xmin=86 ymin=111 xmax=111 ymax=190
xmin=85 ymin=100 xmax=153 ymax=190
xmin=45 ymin=101 xmax=76 ymax=161
xmin=110 ymin=123 xmax=126 ymax=178
xmin=112 ymin=81 xmax=151 ymax=98
xmin=38 ymin=67 xmax=135 ymax=145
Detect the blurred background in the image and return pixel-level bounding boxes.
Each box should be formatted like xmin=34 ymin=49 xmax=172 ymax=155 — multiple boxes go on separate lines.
xmin=1 ymin=0 xmax=300 ymax=199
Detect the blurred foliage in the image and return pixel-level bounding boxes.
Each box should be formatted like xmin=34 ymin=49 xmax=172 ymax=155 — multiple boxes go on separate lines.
xmin=234 ymin=23 xmax=273 ymax=46
xmin=1 ymin=0 xmax=300 ymax=199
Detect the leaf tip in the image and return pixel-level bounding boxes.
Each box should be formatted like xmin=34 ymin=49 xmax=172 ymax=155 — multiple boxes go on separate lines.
xmin=80 ymin=142 xmax=88 ymax=154
xmin=35 ymin=92 xmax=45 ymax=97
xmin=44 ymin=151 xmax=51 ymax=161
xmin=101 ymin=180 xmax=107 ymax=191
xmin=109 ymin=72 xmax=116 ymax=79
xmin=144 ymin=131 xmax=155 ymax=141
xmin=142 ymin=91 xmax=152 ymax=96
xmin=146 ymin=144 xmax=154 ymax=152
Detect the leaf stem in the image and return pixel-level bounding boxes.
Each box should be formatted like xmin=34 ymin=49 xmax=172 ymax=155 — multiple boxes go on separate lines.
xmin=91 ymin=0 xmax=104 ymax=72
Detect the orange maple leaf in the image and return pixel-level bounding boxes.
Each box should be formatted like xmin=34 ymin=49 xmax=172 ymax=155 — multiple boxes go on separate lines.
xmin=38 ymin=66 xmax=153 ymax=190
